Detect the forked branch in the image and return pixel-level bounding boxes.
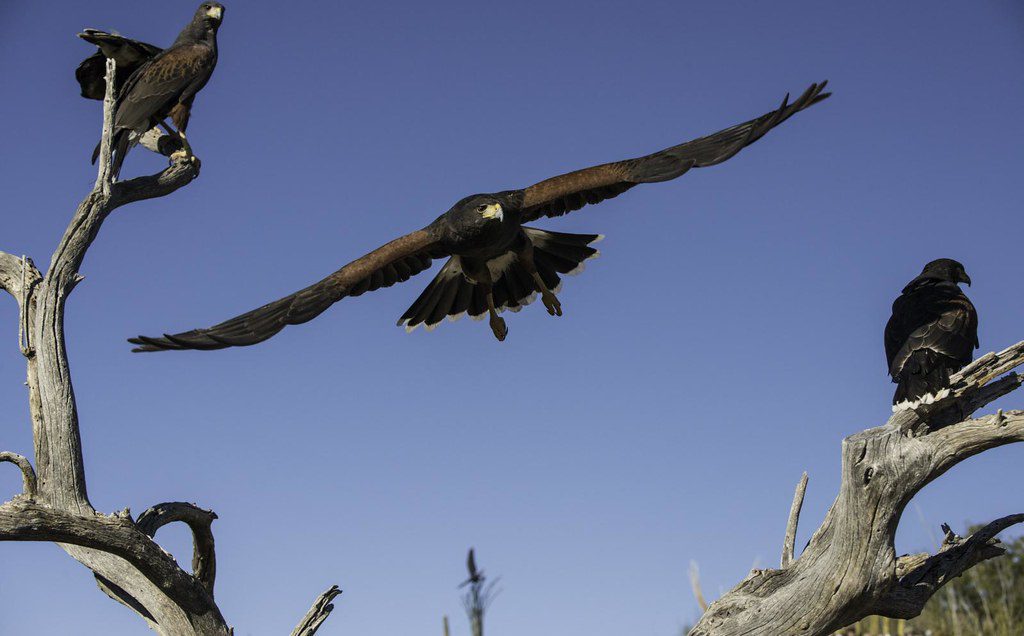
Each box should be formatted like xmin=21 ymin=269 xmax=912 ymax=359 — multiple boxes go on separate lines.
xmin=291 ymin=585 xmax=343 ymax=636
xmin=138 ymin=502 xmax=219 ymax=596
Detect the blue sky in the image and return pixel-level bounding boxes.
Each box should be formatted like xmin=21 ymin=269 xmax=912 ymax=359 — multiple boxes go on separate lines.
xmin=1 ymin=1 xmax=1023 ymax=634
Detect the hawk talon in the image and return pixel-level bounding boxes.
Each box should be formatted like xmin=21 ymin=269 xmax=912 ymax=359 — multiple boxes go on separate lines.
xmin=541 ymin=290 xmax=562 ymax=316
xmin=489 ymin=314 xmax=507 ymax=341
xmin=177 ymin=131 xmax=193 ymax=157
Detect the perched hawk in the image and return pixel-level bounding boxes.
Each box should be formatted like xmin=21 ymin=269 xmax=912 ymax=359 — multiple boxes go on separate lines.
xmin=885 ymin=258 xmax=978 ymax=410
xmin=85 ymin=2 xmax=225 ymax=179
xmin=130 ymin=81 xmax=829 ymax=352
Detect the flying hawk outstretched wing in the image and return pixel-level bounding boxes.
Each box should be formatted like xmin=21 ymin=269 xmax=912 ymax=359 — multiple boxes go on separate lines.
xmin=129 ymin=230 xmax=444 ymax=351
xmin=519 ymin=81 xmax=829 ymax=222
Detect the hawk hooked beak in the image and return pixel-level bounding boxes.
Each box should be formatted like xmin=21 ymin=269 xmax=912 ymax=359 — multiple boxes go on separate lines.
xmin=480 ymin=203 xmax=504 ymax=222
xmin=206 ymin=5 xmax=224 ymax=21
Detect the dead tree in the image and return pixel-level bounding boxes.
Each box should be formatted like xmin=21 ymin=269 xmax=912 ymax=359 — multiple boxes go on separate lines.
xmin=0 ymin=59 xmax=339 ymax=635
xmin=689 ymin=341 xmax=1024 ymax=635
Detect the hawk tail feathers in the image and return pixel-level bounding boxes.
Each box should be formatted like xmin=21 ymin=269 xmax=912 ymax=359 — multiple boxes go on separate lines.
xmin=90 ymin=129 xmax=131 ymax=178
xmin=893 ymin=349 xmax=954 ymax=406
xmin=398 ymin=229 xmax=602 ymax=333
xmin=109 ymin=129 xmax=132 ymax=180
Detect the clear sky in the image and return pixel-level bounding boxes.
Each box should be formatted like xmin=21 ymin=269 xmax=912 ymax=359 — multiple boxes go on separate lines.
xmin=1 ymin=1 xmax=1023 ymax=634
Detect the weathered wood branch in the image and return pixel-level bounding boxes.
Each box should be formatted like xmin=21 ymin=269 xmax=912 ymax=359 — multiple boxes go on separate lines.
xmin=780 ymin=472 xmax=808 ymax=568
xmin=2 ymin=52 xmax=338 ymax=634
xmin=0 ymin=451 xmax=37 ymax=499
xmin=31 ymin=63 xmax=200 ymax=510
xmin=0 ymin=253 xmax=41 ymax=303
xmin=879 ymin=513 xmax=1024 ymax=618
xmin=0 ymin=500 xmax=219 ymax=615
xmin=689 ymin=561 xmax=709 ymax=613
xmin=688 ymin=339 xmax=1024 ymax=636
xmin=0 ymin=253 xmax=41 ymax=357
xmin=290 ymin=585 xmax=343 ymax=636
xmin=138 ymin=502 xmax=219 ymax=596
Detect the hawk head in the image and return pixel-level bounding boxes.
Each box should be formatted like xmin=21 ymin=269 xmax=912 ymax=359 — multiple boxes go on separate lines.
xmin=197 ymin=2 xmax=225 ymax=27
xmin=452 ymin=194 xmax=506 ymax=227
xmin=904 ymin=258 xmax=971 ymax=292
xmin=920 ymin=258 xmax=971 ymax=286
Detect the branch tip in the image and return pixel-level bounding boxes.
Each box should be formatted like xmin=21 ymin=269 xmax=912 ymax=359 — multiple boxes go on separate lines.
xmin=781 ymin=471 xmax=809 ymax=568
xmin=0 ymin=452 xmax=37 ymax=499
xmin=290 ymin=585 xmax=343 ymax=636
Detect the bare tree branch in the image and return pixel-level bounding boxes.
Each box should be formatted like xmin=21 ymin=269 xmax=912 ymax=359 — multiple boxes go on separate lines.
xmin=0 ymin=253 xmax=41 ymax=304
xmin=0 ymin=252 xmax=25 ymax=298
xmin=94 ymin=57 xmax=116 ymax=194
xmin=0 ymin=253 xmax=41 ymax=357
xmin=137 ymin=502 xmax=219 ymax=596
xmin=689 ymin=560 xmax=709 ymax=613
xmin=688 ymin=339 xmax=1024 ymax=636
xmin=290 ymin=585 xmax=343 ymax=636
xmin=0 ymin=451 xmax=37 ymax=499
xmin=29 ymin=57 xmax=200 ymax=510
xmin=0 ymin=500 xmax=218 ymax=615
xmin=780 ymin=471 xmax=808 ymax=568
xmin=880 ymin=514 xmax=1024 ymax=618
xmin=138 ymin=127 xmax=184 ymax=158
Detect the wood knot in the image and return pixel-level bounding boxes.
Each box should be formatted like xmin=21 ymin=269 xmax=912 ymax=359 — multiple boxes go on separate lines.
xmin=863 ymin=467 xmax=875 ymax=485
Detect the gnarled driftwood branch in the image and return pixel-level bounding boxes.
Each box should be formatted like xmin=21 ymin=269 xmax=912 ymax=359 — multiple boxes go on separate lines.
xmin=689 ymin=339 xmax=1024 ymax=635
xmin=137 ymin=502 xmax=219 ymax=596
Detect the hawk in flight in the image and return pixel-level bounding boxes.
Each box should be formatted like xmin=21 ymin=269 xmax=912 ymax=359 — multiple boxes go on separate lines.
xmin=130 ymin=82 xmax=829 ymax=351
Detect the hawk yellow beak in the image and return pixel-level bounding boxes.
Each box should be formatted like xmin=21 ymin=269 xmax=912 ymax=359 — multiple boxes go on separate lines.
xmin=206 ymin=6 xmax=223 ymax=20
xmin=480 ymin=204 xmax=504 ymax=221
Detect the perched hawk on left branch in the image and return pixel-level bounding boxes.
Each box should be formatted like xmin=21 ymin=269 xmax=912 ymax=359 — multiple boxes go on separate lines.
xmin=79 ymin=2 xmax=225 ymax=179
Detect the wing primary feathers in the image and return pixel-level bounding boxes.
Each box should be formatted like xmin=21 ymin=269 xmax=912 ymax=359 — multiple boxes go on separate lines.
xmin=130 ymin=229 xmax=442 ymax=352
xmin=519 ymin=81 xmax=829 ymax=222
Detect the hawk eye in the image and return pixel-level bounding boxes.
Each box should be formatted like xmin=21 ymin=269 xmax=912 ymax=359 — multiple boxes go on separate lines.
xmin=476 ymin=204 xmax=488 ymax=212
